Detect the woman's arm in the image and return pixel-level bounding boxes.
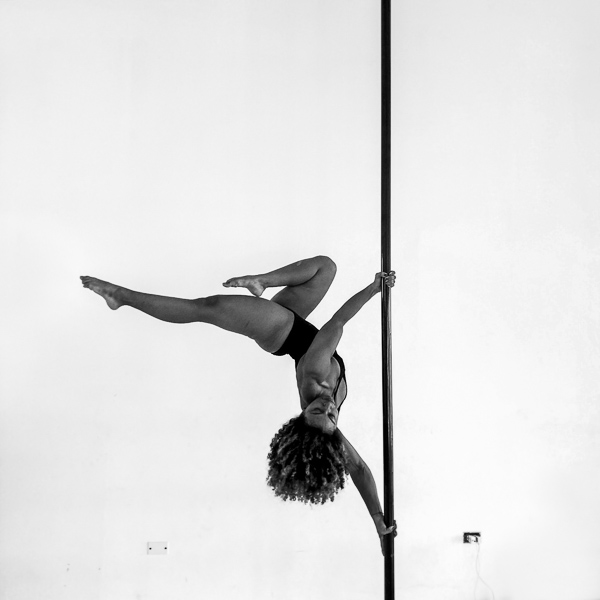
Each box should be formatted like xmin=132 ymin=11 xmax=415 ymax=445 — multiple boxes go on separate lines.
xmin=301 ymin=273 xmax=394 ymax=379
xmin=330 ymin=269 xmax=395 ymax=327
xmin=336 ymin=430 xmax=396 ymax=553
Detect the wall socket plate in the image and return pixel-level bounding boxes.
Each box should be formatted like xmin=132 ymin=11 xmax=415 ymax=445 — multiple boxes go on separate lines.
xmin=147 ymin=542 xmax=168 ymax=555
xmin=463 ymin=532 xmax=481 ymax=543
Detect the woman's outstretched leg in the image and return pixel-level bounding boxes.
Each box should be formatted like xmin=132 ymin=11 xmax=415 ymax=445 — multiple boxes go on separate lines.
xmin=223 ymin=255 xmax=336 ymax=319
xmin=80 ymin=276 xmax=293 ymax=351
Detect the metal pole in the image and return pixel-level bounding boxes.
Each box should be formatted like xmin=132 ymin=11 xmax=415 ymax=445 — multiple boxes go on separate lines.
xmin=381 ymin=0 xmax=395 ymax=598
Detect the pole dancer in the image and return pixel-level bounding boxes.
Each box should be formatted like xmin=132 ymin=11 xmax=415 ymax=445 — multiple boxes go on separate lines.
xmin=81 ymin=256 xmax=396 ymax=552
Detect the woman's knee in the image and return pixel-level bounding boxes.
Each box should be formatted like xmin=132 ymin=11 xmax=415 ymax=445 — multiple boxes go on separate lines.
xmin=193 ymin=295 xmax=222 ymax=320
xmin=316 ymin=255 xmax=337 ymax=277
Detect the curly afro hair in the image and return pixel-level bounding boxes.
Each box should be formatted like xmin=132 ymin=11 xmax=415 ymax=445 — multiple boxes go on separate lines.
xmin=266 ymin=414 xmax=349 ymax=505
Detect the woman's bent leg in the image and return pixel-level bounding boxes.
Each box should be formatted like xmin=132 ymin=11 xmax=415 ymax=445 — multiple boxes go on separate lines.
xmin=223 ymin=255 xmax=336 ymax=319
xmin=80 ymin=276 xmax=293 ymax=352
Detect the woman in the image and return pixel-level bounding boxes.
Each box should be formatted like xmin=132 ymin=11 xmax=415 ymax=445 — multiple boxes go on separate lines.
xmin=80 ymin=255 xmax=396 ymax=552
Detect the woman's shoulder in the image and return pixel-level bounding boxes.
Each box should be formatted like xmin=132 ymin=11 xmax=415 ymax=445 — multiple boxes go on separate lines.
xmin=297 ymin=375 xmax=323 ymax=409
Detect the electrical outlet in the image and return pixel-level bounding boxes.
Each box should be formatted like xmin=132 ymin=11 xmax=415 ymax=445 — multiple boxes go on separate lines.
xmin=463 ymin=532 xmax=481 ymax=544
xmin=147 ymin=542 xmax=168 ymax=555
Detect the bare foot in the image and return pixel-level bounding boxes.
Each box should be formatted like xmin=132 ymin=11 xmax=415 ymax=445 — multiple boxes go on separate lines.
xmin=222 ymin=275 xmax=265 ymax=297
xmin=80 ymin=276 xmax=123 ymax=310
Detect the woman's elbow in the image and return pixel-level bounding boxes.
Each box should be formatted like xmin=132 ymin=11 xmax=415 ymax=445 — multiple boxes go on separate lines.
xmin=326 ymin=319 xmax=344 ymax=334
xmin=348 ymin=459 xmax=367 ymax=479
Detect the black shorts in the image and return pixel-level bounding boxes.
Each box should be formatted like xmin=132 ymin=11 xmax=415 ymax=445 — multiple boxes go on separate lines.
xmin=272 ymin=311 xmax=321 ymax=366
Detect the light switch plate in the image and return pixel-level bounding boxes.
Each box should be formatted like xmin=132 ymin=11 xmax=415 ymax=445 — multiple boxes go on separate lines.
xmin=147 ymin=542 xmax=168 ymax=555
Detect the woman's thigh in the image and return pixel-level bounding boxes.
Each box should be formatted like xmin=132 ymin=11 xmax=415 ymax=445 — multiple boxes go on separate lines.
xmin=199 ymin=295 xmax=294 ymax=352
xmin=270 ymin=258 xmax=336 ymax=319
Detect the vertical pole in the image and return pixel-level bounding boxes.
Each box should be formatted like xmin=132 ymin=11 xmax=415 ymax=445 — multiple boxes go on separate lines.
xmin=381 ymin=0 xmax=395 ymax=599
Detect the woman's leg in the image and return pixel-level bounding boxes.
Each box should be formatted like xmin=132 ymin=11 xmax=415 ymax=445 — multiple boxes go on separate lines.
xmin=80 ymin=276 xmax=293 ymax=352
xmin=223 ymin=255 xmax=336 ymax=319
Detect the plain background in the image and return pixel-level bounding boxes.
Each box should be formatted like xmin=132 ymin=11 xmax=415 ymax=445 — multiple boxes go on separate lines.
xmin=1 ymin=1 xmax=599 ymax=599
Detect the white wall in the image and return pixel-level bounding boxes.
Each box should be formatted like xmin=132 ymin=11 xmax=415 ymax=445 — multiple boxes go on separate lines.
xmin=1 ymin=1 xmax=599 ymax=599
xmin=393 ymin=2 xmax=600 ymax=598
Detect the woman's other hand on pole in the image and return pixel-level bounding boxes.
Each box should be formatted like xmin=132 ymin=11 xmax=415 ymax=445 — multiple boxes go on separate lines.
xmin=373 ymin=514 xmax=397 ymax=555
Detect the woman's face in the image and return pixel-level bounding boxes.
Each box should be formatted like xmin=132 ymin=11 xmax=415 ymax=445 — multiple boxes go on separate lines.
xmin=304 ymin=396 xmax=338 ymax=435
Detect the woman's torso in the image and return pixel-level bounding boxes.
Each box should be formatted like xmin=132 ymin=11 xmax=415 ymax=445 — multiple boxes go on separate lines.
xmin=296 ymin=354 xmax=347 ymax=410
xmin=271 ymin=309 xmax=347 ymax=410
